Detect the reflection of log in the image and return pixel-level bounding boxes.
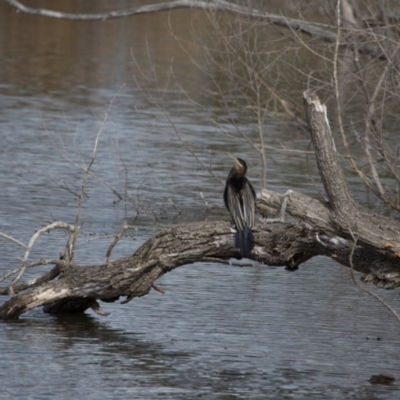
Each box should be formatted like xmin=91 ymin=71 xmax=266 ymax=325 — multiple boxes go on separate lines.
xmin=2 ymin=90 xmax=400 ymax=320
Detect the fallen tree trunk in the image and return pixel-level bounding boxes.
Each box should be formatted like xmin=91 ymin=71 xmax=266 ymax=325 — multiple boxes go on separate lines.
xmin=0 ymin=219 xmax=314 ymax=319
xmin=1 ymin=90 xmax=400 ymax=319
xmin=1 ymin=189 xmax=398 ymax=320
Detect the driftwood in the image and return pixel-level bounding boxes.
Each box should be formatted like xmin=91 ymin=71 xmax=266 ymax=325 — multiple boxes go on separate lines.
xmin=1 ymin=90 xmax=400 ymax=319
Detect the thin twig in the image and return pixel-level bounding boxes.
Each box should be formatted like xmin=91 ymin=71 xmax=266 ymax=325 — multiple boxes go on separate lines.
xmin=333 ymin=0 xmax=375 ymax=194
xmin=66 ymin=86 xmax=125 ymax=262
xmin=105 ymin=221 xmax=129 ymax=264
xmin=0 ymin=232 xmax=27 ymax=250
xmin=9 ymin=222 xmax=75 ymax=293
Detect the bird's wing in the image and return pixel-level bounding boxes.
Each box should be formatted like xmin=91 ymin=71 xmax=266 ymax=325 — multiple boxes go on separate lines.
xmin=226 ymin=185 xmax=246 ymax=231
xmin=242 ymin=184 xmax=256 ymax=228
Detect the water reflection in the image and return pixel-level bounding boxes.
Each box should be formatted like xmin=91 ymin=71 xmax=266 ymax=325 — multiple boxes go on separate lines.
xmin=1 ymin=279 xmax=399 ymax=400
xmin=2 ymin=314 xmax=194 ymax=398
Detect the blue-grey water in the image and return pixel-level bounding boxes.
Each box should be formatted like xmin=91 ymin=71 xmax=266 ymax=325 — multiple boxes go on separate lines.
xmin=0 ymin=1 xmax=399 ymax=399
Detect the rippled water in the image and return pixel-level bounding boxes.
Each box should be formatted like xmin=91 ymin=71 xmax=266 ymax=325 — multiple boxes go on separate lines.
xmin=0 ymin=1 xmax=400 ymax=399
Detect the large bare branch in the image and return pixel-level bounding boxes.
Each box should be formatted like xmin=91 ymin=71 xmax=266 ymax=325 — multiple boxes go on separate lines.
xmin=2 ymin=90 xmax=400 ymax=319
xmin=304 ymin=90 xmax=355 ymax=213
xmin=303 ymin=90 xmax=400 ymax=257
xmin=0 ymin=219 xmax=313 ymax=319
xmin=3 ymin=0 xmax=388 ymax=60
xmin=2 ymin=185 xmax=400 ymax=320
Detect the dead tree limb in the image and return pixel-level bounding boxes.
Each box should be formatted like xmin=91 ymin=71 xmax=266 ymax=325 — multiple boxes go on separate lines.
xmin=303 ymin=90 xmax=400 ymax=257
xmin=2 ymin=90 xmax=400 ymax=319
xmin=1 ymin=189 xmax=399 ymax=320
xmin=0 ymin=219 xmax=318 ymax=319
xmin=3 ymin=0 xmax=388 ymax=60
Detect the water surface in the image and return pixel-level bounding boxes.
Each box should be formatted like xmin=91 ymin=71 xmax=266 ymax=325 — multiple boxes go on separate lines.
xmin=0 ymin=1 xmax=399 ymax=399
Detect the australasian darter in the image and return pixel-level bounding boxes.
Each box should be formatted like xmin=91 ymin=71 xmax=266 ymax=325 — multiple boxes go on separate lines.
xmin=224 ymin=156 xmax=256 ymax=259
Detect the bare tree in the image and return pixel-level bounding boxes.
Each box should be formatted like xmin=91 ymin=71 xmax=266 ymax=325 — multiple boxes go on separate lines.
xmin=2 ymin=0 xmax=400 ymax=319
xmin=1 ymin=90 xmax=400 ymax=319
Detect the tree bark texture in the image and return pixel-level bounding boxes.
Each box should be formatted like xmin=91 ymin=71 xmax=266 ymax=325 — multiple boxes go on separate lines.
xmin=1 ymin=91 xmax=400 ymax=319
xmin=304 ymin=91 xmax=400 ymax=257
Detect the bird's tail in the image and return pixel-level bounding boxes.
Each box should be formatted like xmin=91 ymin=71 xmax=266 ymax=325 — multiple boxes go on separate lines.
xmin=235 ymin=227 xmax=254 ymax=259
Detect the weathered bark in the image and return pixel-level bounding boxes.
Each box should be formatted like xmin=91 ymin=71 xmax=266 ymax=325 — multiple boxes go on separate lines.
xmin=0 ymin=219 xmax=319 ymax=319
xmin=1 ymin=90 xmax=400 ymax=319
xmin=1 ymin=191 xmax=399 ymax=319
xmin=303 ymin=90 xmax=400 ymax=257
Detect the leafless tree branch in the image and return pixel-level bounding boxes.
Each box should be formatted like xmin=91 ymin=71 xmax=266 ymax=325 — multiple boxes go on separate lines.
xmin=3 ymin=0 xmax=390 ymax=60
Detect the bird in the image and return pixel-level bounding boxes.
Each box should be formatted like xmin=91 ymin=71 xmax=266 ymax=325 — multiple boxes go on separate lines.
xmin=224 ymin=156 xmax=256 ymax=258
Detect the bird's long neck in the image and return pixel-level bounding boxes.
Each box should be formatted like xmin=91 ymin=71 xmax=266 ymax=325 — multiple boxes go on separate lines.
xmin=228 ymin=164 xmax=245 ymax=179
xmin=227 ymin=174 xmax=247 ymax=193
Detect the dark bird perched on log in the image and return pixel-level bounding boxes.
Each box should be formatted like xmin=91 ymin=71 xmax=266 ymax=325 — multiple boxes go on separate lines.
xmin=224 ymin=156 xmax=256 ymax=259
